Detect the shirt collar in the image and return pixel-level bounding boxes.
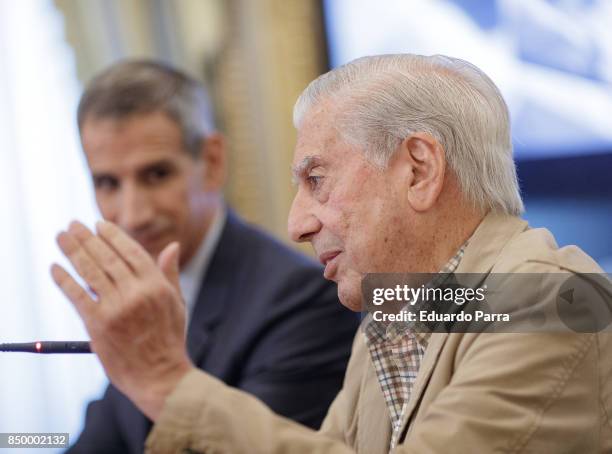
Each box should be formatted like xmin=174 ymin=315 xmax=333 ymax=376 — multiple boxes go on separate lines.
xmin=363 ymin=242 xmax=468 ymax=349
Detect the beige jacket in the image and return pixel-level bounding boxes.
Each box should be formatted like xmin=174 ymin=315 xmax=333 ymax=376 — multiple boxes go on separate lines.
xmin=146 ymin=214 xmax=612 ymax=453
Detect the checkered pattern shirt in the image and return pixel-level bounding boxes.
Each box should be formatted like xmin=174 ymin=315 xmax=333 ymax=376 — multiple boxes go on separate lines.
xmin=363 ymin=246 xmax=466 ymax=450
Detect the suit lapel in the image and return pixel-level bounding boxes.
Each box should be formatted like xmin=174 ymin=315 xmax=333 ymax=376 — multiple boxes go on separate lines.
xmin=114 ymin=386 xmax=153 ymax=453
xmin=396 ymin=213 xmax=528 ymax=443
xmin=186 ymin=210 xmax=242 ymax=364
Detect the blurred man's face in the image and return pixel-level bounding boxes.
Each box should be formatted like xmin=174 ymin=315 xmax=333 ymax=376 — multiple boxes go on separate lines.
xmin=288 ymin=102 xmax=416 ymax=311
xmin=81 ymin=111 xmax=222 ymax=267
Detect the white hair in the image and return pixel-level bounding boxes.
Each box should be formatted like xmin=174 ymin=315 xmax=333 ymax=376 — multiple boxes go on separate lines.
xmin=293 ymin=54 xmax=524 ymax=215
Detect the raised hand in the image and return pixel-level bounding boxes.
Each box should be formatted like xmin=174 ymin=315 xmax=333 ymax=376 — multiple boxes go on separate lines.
xmin=51 ymin=220 xmax=194 ymax=420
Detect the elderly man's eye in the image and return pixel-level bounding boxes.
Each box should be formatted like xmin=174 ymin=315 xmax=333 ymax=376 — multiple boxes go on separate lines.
xmin=307 ymin=175 xmax=323 ymax=190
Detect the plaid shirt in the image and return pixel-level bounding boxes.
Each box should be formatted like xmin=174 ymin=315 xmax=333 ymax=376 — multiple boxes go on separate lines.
xmin=363 ymin=246 xmax=466 ymax=450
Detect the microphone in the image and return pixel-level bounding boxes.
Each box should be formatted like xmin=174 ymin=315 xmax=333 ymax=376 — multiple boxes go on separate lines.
xmin=0 ymin=341 xmax=92 ymax=354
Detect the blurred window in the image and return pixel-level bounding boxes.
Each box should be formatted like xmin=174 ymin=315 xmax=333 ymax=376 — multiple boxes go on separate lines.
xmin=0 ymin=0 xmax=105 ymax=447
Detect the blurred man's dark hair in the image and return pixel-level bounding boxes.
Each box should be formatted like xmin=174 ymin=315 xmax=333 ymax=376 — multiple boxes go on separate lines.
xmin=77 ymin=59 xmax=214 ymax=158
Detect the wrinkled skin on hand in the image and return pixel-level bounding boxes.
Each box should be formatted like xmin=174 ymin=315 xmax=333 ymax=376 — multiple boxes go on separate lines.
xmin=51 ymin=220 xmax=194 ymax=420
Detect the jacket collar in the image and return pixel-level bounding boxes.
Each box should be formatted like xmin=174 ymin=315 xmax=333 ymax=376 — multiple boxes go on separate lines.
xmin=455 ymin=213 xmax=528 ymax=275
xmin=186 ymin=209 xmax=244 ymax=363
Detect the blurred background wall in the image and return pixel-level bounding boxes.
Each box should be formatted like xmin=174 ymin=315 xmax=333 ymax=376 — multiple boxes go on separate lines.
xmin=0 ymin=0 xmax=610 ymax=450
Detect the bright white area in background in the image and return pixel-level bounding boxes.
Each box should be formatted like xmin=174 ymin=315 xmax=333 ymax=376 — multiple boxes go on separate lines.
xmin=0 ymin=1 xmax=106 ymax=451
xmin=324 ymin=0 xmax=612 ymax=159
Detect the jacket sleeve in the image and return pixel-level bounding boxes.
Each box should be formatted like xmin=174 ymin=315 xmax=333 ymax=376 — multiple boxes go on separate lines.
xmin=145 ymin=368 xmax=357 ymax=454
xmin=146 ymin=329 xmax=368 ymax=454
xmin=66 ymin=385 xmax=131 ymax=454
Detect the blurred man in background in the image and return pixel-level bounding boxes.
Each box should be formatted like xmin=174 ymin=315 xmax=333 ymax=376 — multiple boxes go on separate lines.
xmin=66 ymin=60 xmax=358 ymax=453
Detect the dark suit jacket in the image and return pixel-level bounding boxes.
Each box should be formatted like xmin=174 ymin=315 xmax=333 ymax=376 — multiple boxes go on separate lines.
xmin=67 ymin=211 xmax=359 ymax=453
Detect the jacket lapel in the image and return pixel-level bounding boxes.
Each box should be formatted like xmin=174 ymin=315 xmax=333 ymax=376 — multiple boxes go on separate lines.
xmin=186 ymin=210 xmax=242 ymax=364
xmin=392 ymin=332 xmax=449 ymax=447
xmin=395 ymin=213 xmax=528 ymax=442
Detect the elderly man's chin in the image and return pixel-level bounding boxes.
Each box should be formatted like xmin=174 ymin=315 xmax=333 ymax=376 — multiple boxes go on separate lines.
xmin=336 ymin=281 xmax=364 ymax=312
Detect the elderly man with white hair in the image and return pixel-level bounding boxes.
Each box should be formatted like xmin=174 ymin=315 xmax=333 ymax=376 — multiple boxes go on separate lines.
xmin=53 ymin=54 xmax=612 ymax=453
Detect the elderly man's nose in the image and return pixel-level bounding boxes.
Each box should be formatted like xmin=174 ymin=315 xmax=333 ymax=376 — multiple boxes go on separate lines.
xmin=288 ymin=192 xmax=321 ymax=243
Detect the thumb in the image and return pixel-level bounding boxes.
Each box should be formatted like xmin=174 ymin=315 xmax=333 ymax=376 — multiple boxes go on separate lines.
xmin=157 ymin=241 xmax=181 ymax=292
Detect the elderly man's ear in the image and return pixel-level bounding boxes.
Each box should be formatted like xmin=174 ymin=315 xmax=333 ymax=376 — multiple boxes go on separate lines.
xmin=199 ymin=133 xmax=227 ymax=191
xmin=390 ymin=132 xmax=446 ymax=212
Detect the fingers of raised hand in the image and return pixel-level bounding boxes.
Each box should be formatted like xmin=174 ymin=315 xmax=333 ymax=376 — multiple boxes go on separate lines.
xmin=56 ymin=226 xmax=117 ymax=300
xmin=50 ymin=263 xmax=98 ymax=322
xmin=95 ymin=221 xmax=155 ymax=277
xmin=68 ymin=221 xmax=134 ymax=290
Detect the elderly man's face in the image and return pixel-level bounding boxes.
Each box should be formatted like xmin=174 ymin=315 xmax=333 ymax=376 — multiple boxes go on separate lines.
xmin=289 ymin=103 xmax=414 ymax=311
xmin=81 ymin=111 xmax=223 ymax=267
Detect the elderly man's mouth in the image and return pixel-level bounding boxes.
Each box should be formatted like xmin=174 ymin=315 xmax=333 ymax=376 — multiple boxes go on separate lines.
xmin=319 ymin=251 xmax=341 ymax=279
